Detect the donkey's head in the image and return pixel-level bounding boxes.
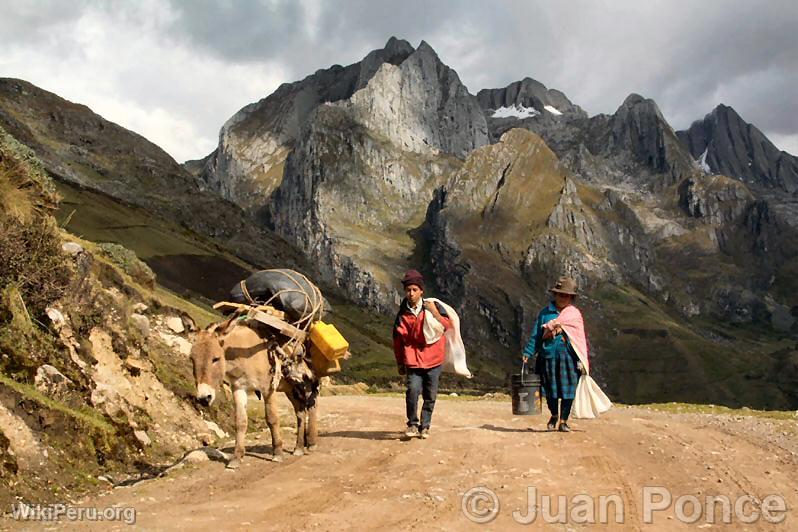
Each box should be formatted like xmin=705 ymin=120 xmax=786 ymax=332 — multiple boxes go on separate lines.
xmin=190 ymin=327 xmax=226 ymax=406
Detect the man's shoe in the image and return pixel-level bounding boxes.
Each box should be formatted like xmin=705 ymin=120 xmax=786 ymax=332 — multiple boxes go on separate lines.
xmin=420 ymin=428 xmax=430 ymax=439
xmin=558 ymin=422 xmax=571 ymax=433
xmin=547 ymin=416 xmax=558 ymax=431
xmin=404 ymin=426 xmax=420 ymax=438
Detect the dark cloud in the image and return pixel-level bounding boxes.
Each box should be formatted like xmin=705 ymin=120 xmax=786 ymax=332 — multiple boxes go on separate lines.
xmin=1 ymin=0 xmax=796 ymax=158
xmin=0 ymin=1 xmax=88 ymax=44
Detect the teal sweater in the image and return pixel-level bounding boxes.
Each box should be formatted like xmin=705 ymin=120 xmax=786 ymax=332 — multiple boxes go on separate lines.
xmin=522 ymin=302 xmax=567 ymax=359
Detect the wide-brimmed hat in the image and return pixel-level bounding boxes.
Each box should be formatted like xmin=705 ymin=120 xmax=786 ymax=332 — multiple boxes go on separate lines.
xmin=549 ymin=276 xmax=578 ymax=296
xmin=401 ymin=269 xmax=425 ymax=289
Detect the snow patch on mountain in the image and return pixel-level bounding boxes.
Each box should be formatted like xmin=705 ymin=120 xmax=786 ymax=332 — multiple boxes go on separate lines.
xmin=544 ymin=105 xmax=562 ymax=116
xmin=697 ymin=148 xmax=711 ymax=173
xmin=492 ymin=104 xmax=540 ymax=119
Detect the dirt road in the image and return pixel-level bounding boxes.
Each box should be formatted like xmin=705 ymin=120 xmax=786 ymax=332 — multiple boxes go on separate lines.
xmin=11 ymin=395 xmax=798 ymax=530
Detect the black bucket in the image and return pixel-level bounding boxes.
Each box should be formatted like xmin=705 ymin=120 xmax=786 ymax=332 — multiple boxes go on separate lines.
xmin=511 ymin=363 xmax=542 ymax=416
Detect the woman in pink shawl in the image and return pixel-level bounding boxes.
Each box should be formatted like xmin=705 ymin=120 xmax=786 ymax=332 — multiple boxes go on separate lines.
xmin=521 ymin=277 xmax=587 ymax=432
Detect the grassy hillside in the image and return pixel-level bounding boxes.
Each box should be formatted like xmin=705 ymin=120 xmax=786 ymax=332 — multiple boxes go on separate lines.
xmin=588 ymin=284 xmax=798 ymax=410
xmin=52 ymin=179 xmax=520 ymax=391
xmin=52 ymin=180 xmax=413 ymax=385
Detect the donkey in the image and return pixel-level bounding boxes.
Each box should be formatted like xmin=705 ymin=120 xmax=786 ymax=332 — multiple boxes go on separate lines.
xmin=190 ymin=320 xmax=319 ymax=469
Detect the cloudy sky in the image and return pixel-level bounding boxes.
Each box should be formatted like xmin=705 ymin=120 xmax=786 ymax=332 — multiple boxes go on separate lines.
xmin=1 ymin=0 xmax=796 ymax=161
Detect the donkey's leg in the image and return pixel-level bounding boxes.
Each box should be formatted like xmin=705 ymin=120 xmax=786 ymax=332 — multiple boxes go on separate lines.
xmin=305 ymin=400 xmax=318 ymax=451
xmin=264 ymin=392 xmax=283 ymax=462
xmin=287 ymin=394 xmax=306 ymax=456
xmin=227 ymin=388 xmax=248 ymax=469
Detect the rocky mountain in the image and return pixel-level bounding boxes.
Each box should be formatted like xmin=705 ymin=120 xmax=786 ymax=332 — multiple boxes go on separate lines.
xmin=250 ymin=39 xmax=488 ymax=310
xmin=677 ymin=104 xmax=798 ymax=193
xmin=197 ymin=38 xmax=487 ymax=214
xmin=2 ymin=38 xmax=796 ymax=408
xmin=194 ymin=38 xmax=797 ymax=406
xmin=476 ymin=77 xmax=587 ymax=141
xmin=0 ymin=78 xmax=307 ymax=273
xmin=479 ymin=86 xmax=698 ymax=190
xmin=477 ymin=77 xmax=585 ymax=117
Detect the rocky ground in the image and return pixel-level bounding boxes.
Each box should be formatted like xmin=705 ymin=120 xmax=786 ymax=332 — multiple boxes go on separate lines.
xmin=4 ymin=395 xmax=795 ymax=531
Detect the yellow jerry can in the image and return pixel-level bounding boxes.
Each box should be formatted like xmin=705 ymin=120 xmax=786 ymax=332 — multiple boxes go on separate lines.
xmin=310 ymin=321 xmax=349 ymax=360
xmin=310 ymin=344 xmax=341 ymax=376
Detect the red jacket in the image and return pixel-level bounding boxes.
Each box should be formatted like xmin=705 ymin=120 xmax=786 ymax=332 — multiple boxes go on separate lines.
xmin=393 ymin=301 xmax=452 ymax=369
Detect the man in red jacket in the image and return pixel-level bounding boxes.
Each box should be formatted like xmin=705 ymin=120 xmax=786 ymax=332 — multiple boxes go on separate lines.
xmin=393 ymin=270 xmax=452 ymax=439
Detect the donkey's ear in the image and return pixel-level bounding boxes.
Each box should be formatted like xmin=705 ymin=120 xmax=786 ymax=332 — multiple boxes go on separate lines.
xmin=214 ymin=314 xmax=239 ymax=337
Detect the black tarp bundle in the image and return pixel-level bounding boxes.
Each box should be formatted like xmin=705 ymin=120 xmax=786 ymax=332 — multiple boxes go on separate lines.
xmin=229 ymin=269 xmax=327 ymax=324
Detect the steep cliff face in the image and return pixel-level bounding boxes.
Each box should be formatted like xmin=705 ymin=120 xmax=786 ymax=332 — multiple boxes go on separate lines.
xmin=677 ymin=104 xmax=798 ymax=193
xmin=268 ymin=102 xmax=461 ymax=311
xmin=597 ymin=94 xmax=698 ymax=186
xmin=263 ymin=40 xmax=487 ymax=309
xmin=424 ymin=130 xmax=622 ymax=360
xmin=198 ymin=37 xmax=486 ymax=213
xmin=340 ymin=41 xmax=488 ymax=158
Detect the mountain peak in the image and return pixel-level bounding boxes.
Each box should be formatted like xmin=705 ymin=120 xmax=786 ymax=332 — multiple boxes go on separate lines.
xmin=677 ymin=105 xmax=798 ymax=191
xmin=382 ymin=36 xmax=415 ymax=56
xmin=621 ymin=93 xmax=648 ymax=107
xmin=709 ymin=103 xmax=744 ymax=124
xmin=476 ymin=76 xmax=585 ymax=120
xmin=415 ymin=40 xmax=439 ymax=58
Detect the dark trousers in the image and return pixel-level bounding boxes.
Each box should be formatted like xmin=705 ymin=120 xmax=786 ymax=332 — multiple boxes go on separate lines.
xmin=405 ymin=364 xmax=443 ymax=429
xmin=546 ymin=396 xmax=574 ymax=421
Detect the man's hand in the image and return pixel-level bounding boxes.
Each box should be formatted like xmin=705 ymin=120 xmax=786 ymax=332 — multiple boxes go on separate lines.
xmin=423 ymin=300 xmax=442 ymax=319
xmin=397 ymin=363 xmax=406 ymax=376
xmin=521 ymin=354 xmax=530 ymax=364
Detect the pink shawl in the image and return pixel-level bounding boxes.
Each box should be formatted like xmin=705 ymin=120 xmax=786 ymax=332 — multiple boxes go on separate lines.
xmin=543 ymin=305 xmax=589 ymax=373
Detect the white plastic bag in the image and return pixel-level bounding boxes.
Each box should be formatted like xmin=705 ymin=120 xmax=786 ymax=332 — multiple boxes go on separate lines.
xmin=425 ymin=298 xmax=472 ymax=378
xmin=572 ymin=375 xmax=613 ymax=419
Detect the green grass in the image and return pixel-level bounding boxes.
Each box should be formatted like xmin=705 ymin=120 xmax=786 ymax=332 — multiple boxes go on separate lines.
xmin=325 ymin=295 xmax=397 ymax=384
xmin=55 ymin=181 xmax=214 ymax=259
xmin=590 ymin=283 xmax=794 ymax=409
xmin=153 ymin=286 xmax=221 ymax=329
xmin=638 ymin=402 xmax=798 ymax=420
xmin=0 ymin=374 xmax=115 ymax=433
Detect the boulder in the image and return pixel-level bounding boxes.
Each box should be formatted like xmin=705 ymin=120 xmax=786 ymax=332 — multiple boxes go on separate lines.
xmin=165 ymin=316 xmax=185 ymax=334
xmin=34 ymin=364 xmax=72 ymax=396
xmin=45 ymin=307 xmax=66 ymax=330
xmin=204 ymin=420 xmax=228 ymax=439
xmin=184 ymin=449 xmax=210 ymax=464
xmin=61 ymin=242 xmax=84 ymax=256
xmin=130 ymin=313 xmax=150 ymax=338
xmin=133 ymin=430 xmax=151 ymax=446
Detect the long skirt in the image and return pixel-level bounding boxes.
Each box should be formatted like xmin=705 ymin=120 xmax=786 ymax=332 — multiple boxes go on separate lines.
xmin=542 ymin=342 xmax=580 ymax=400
